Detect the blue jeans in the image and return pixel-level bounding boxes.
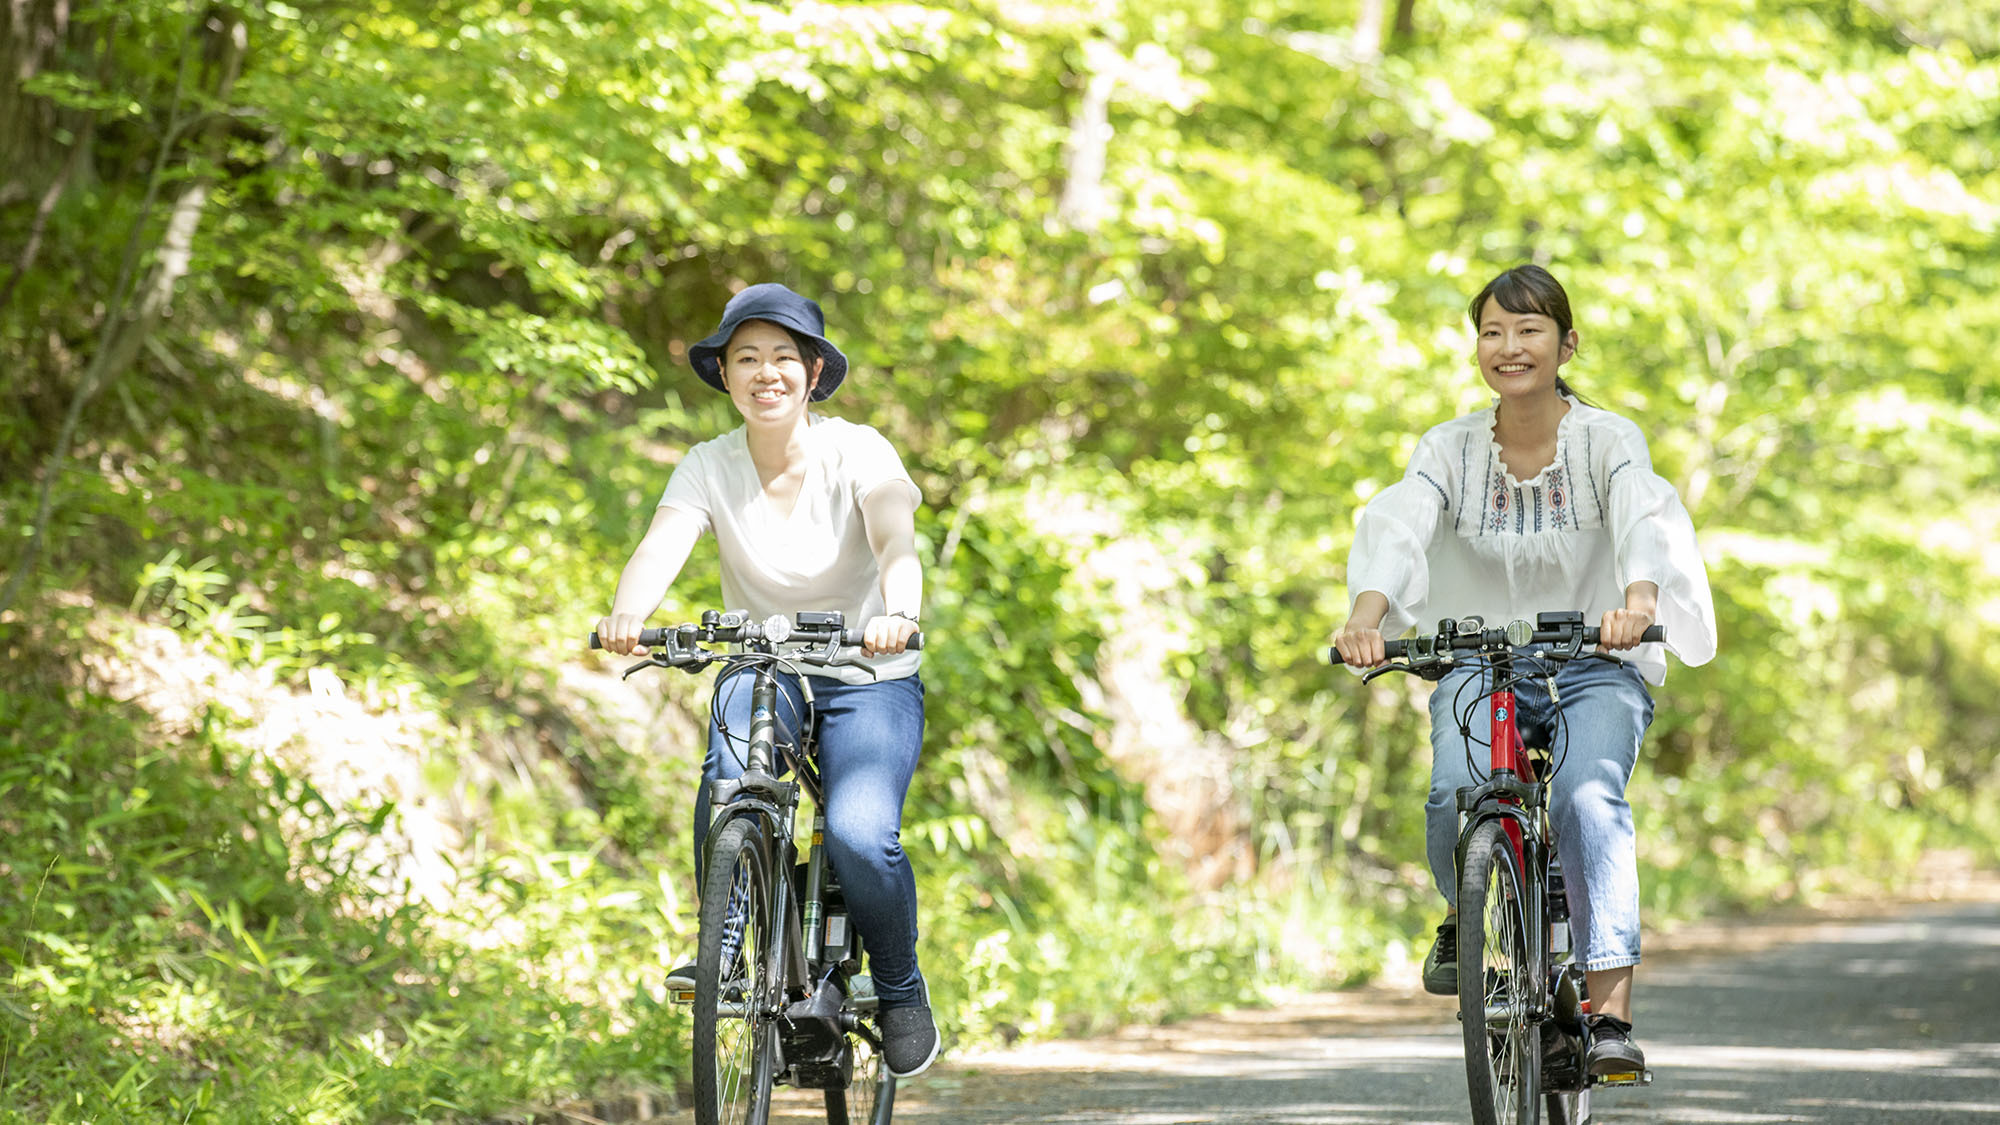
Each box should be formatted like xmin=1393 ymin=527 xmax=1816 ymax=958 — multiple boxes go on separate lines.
xmin=696 ymin=669 xmax=927 ymax=1008
xmin=1426 ymin=656 xmax=1655 ymax=971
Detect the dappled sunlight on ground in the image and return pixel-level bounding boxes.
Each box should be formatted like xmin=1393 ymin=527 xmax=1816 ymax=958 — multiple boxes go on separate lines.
xmin=882 ymin=900 xmax=2000 ymax=1124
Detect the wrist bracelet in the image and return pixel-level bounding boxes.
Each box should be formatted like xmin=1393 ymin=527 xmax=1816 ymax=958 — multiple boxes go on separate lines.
xmin=889 ymin=610 xmax=920 ymax=624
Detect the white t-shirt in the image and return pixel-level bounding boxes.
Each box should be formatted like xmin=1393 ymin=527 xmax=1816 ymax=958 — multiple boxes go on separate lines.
xmin=1345 ymin=397 xmax=1717 ymax=685
xmin=659 ymin=416 xmax=922 ymax=685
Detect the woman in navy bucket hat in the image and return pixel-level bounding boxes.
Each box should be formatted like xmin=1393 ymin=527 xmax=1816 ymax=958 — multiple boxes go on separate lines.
xmin=687 ymin=282 xmax=850 ymax=401
xmin=598 ymin=283 xmax=940 ymax=1078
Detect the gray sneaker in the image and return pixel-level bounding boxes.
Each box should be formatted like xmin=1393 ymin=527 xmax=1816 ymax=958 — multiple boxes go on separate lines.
xmin=880 ymin=979 xmax=940 ymax=1078
xmin=666 ymin=962 xmax=696 ymax=1001
xmin=1421 ymin=921 xmax=1458 ymax=995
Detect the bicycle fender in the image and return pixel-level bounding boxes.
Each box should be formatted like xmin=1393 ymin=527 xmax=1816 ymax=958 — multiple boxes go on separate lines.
xmin=1451 ymin=803 xmax=1547 ymax=905
xmin=699 ymin=803 xmax=788 ymax=879
xmin=709 ymin=800 xmax=790 ymax=840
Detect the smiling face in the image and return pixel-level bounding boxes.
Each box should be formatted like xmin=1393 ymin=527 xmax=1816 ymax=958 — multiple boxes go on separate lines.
xmin=1476 ymin=296 xmax=1577 ymax=402
xmin=721 ymin=319 xmax=822 ymax=426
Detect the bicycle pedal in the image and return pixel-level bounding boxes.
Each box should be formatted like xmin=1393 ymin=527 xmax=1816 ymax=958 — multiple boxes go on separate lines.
xmin=670 ymin=988 xmax=696 ymax=1005
xmin=1591 ymin=1067 xmax=1652 ymax=1088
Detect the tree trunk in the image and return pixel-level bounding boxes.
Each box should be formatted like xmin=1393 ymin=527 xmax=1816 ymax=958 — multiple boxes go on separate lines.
xmin=1394 ymin=0 xmax=1416 ymax=46
xmin=0 ymin=11 xmax=246 ymax=618
xmin=1354 ymin=0 xmax=1385 ymax=60
xmin=0 ymin=0 xmax=73 ymax=210
xmin=1056 ymin=41 xmax=1116 ymax=234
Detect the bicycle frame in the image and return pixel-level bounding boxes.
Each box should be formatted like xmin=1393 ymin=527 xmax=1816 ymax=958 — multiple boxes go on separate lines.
xmin=1452 ymin=648 xmax=1553 ymax=1046
xmin=600 ymin=612 xmax=905 ymax=1125
xmin=705 ymin=653 xmax=896 ymax=1122
xmin=1331 ymin=612 xmax=1666 ymax=1122
xmin=707 ymin=667 xmax=816 ymax=1001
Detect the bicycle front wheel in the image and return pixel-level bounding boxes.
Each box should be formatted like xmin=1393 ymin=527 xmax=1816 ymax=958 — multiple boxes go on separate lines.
xmin=823 ymin=1028 xmax=893 ymax=1125
xmin=694 ymin=817 xmax=778 ymax=1125
xmin=1458 ymin=818 xmax=1542 ymax=1125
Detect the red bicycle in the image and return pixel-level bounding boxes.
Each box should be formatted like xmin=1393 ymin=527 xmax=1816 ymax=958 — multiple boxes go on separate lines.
xmin=1333 ymin=610 xmax=1661 ymax=1125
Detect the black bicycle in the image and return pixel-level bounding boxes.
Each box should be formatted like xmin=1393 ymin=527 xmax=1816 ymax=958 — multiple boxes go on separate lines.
xmin=593 ymin=609 xmax=920 ymax=1125
xmin=1333 ymin=611 xmax=1662 ymax=1125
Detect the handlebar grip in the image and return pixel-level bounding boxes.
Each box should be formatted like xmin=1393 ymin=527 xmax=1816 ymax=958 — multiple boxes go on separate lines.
xmin=1328 ymin=638 xmax=1408 ymax=665
xmin=1328 ymin=644 xmax=1408 ymax=660
xmin=1588 ymin=624 xmax=1666 ymax=645
xmin=589 ymin=628 xmax=671 ymax=650
xmin=840 ymin=628 xmax=924 ymax=651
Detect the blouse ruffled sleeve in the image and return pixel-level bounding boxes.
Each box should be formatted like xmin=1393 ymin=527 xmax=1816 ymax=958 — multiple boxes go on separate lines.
xmin=1604 ymin=421 xmax=1718 ymax=669
xmin=1347 ymin=431 xmax=1452 ymax=639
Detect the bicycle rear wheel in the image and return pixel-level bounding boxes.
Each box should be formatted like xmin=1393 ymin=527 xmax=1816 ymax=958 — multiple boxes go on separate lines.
xmin=1459 ymin=818 xmax=1542 ymax=1125
xmin=823 ymin=1027 xmax=893 ymax=1124
xmin=694 ymin=817 xmax=777 ymax=1125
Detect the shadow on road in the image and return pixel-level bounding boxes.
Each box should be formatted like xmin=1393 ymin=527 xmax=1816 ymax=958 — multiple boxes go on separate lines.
xmin=876 ymin=902 xmax=2000 ymax=1124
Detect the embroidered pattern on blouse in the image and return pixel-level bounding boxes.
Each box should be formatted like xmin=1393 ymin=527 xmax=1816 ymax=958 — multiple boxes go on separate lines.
xmin=1455 ymin=439 xmax=1471 ymax=534
xmin=1457 ymin=418 xmax=1620 ymax=540
xmin=1443 ymin=421 xmax=1615 ymax=541
xmin=1416 ymin=470 xmax=1450 ymax=509
xmin=1482 ymin=445 xmax=1503 ymax=533
xmin=1481 ymin=464 xmax=1589 ymax=537
xmin=1488 ymin=469 xmax=1516 ymax=534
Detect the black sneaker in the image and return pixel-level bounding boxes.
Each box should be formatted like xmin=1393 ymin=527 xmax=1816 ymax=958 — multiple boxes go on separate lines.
xmin=1421 ymin=920 xmax=1458 ymax=995
xmin=1584 ymin=1014 xmax=1646 ymax=1076
xmin=666 ymin=962 xmax=697 ymax=1001
xmin=880 ymin=979 xmax=940 ymax=1079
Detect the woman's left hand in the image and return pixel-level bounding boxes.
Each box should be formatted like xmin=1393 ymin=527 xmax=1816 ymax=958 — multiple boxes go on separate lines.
xmin=1597 ymin=607 xmax=1656 ymax=651
xmin=862 ymin=613 xmax=921 ymax=656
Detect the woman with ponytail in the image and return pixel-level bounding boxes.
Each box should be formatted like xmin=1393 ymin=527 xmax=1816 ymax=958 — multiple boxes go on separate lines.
xmin=1332 ymin=263 xmax=1717 ymax=1077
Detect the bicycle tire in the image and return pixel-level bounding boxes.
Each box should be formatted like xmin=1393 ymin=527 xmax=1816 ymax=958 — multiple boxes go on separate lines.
xmin=694 ymin=817 xmax=778 ymax=1125
xmin=1459 ymin=818 xmax=1542 ymax=1125
xmin=823 ymin=1026 xmax=893 ymax=1125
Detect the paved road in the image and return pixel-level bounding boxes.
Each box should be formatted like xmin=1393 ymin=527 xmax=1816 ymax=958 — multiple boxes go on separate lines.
xmin=863 ymin=900 xmax=2000 ymax=1125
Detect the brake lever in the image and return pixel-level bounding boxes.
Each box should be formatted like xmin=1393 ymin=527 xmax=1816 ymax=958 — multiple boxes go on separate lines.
xmin=618 ymin=633 xmax=709 ymax=679
xmin=621 ymin=655 xmax=667 ymax=679
xmin=1360 ymin=662 xmax=1412 ymax=684
xmin=798 ymin=652 xmax=882 ymax=680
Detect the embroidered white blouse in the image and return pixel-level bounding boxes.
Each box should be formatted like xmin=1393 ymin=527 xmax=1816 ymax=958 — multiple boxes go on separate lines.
xmin=1346 ymin=396 xmax=1717 ymax=684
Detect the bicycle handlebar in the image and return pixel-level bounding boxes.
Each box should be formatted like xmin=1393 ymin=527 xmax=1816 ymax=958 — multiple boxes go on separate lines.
xmin=1328 ymin=615 xmax=1663 ymax=667
xmin=589 ymin=611 xmax=923 ymax=656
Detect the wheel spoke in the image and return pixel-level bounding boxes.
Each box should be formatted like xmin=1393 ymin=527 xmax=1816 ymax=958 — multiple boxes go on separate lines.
xmin=1460 ymin=820 xmax=1541 ymax=1125
xmin=695 ymin=821 xmax=774 ymax=1125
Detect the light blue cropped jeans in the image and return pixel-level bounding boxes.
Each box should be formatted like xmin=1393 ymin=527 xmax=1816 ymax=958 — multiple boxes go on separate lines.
xmin=1426 ymin=655 xmax=1655 ymax=972
xmin=695 ymin=668 xmax=927 ymax=1009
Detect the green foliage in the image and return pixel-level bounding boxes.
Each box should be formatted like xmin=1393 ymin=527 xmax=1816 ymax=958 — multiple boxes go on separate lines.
xmin=3 ymin=0 xmax=1998 ymax=1118
xmin=0 ymin=652 xmax=687 ymax=1124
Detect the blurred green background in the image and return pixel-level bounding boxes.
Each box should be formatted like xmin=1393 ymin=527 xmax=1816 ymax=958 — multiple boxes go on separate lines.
xmin=3 ymin=0 xmax=1997 ymax=1120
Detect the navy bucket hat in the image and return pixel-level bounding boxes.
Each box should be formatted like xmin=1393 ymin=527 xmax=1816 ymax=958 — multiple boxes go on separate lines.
xmin=687 ymin=283 xmax=849 ymax=402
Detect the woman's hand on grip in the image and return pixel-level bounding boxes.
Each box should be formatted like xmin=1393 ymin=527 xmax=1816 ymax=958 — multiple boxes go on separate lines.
xmin=595 ymin=612 xmax=650 ymax=656
xmin=1332 ymin=619 xmax=1387 ymax=667
xmin=1597 ymin=607 xmax=1655 ymax=651
xmin=862 ymin=613 xmax=920 ymax=657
